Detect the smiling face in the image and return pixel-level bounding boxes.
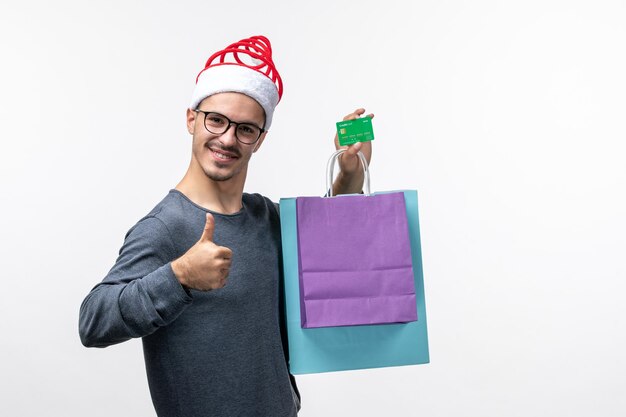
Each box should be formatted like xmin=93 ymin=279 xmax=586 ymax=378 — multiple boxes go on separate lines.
xmin=187 ymin=92 xmax=267 ymax=186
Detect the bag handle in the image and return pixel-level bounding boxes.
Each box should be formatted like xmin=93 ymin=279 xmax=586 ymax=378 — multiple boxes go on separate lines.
xmin=325 ymin=149 xmax=371 ymax=197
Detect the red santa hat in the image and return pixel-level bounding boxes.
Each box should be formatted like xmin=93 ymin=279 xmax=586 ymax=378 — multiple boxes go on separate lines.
xmin=190 ymin=35 xmax=283 ymax=130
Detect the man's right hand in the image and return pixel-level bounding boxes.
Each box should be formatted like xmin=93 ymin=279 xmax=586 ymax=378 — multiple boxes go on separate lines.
xmin=171 ymin=213 xmax=232 ymax=291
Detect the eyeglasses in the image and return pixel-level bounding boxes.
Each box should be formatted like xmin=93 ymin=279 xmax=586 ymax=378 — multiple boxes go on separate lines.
xmin=195 ymin=110 xmax=265 ymax=145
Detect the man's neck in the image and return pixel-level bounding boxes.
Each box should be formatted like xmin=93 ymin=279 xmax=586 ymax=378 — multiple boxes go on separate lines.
xmin=175 ymin=163 xmax=246 ymax=215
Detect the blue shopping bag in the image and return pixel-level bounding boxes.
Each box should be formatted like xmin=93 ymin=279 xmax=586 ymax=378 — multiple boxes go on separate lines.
xmin=279 ymin=152 xmax=429 ymax=374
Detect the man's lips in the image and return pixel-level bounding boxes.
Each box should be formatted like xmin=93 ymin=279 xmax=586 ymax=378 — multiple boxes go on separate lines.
xmin=206 ymin=143 xmax=240 ymax=161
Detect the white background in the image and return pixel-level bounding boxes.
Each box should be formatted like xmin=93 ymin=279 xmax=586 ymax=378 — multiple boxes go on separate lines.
xmin=1 ymin=1 xmax=625 ymax=416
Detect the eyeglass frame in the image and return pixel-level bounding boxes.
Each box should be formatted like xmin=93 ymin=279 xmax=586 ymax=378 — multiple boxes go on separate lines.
xmin=194 ymin=109 xmax=266 ymax=145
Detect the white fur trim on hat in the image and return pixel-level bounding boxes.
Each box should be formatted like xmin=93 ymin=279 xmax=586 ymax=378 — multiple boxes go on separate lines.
xmin=190 ymin=64 xmax=280 ymax=130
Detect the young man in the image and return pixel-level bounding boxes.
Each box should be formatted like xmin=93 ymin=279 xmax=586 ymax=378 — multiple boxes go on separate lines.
xmin=79 ymin=35 xmax=372 ymax=417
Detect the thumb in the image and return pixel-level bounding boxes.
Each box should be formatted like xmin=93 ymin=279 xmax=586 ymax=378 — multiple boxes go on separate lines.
xmin=345 ymin=141 xmax=363 ymax=156
xmin=200 ymin=213 xmax=215 ymax=242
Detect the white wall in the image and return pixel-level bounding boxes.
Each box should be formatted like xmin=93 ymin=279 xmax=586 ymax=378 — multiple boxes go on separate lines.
xmin=1 ymin=1 xmax=625 ymax=416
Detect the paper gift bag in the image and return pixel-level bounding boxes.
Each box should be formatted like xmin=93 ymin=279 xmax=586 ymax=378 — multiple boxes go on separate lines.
xmin=296 ymin=192 xmax=417 ymax=328
xmin=279 ymin=150 xmax=429 ymax=374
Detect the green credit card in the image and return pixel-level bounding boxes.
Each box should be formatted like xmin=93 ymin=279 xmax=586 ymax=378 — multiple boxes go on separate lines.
xmin=336 ymin=117 xmax=375 ymax=146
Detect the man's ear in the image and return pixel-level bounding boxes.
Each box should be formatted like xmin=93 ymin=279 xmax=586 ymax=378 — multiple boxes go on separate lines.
xmin=186 ymin=108 xmax=197 ymax=134
xmin=253 ymin=132 xmax=267 ymax=153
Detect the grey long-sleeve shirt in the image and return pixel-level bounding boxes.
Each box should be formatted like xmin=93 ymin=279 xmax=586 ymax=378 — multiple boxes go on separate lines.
xmin=79 ymin=190 xmax=298 ymax=417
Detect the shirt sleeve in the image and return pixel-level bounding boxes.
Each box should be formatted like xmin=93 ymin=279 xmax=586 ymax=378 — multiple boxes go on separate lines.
xmin=79 ymin=216 xmax=192 ymax=347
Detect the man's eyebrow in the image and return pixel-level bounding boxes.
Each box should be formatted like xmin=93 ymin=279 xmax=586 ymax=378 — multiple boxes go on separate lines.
xmin=204 ymin=111 xmax=264 ymax=127
xmin=238 ymin=118 xmax=264 ymax=127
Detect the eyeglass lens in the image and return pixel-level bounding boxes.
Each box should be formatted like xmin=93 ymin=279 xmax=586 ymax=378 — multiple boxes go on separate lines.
xmin=203 ymin=112 xmax=261 ymax=144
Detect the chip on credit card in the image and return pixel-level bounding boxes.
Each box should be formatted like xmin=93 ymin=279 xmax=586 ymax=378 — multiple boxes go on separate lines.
xmin=336 ymin=117 xmax=375 ymax=146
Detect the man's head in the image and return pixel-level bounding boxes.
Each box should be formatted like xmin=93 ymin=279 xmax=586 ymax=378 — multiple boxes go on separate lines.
xmin=185 ymin=36 xmax=283 ymax=185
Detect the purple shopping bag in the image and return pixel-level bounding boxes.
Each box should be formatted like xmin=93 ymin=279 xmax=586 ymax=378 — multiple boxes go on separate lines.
xmin=295 ymin=151 xmax=417 ymax=329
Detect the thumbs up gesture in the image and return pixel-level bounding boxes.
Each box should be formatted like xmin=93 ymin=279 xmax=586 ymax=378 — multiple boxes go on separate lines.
xmin=172 ymin=213 xmax=233 ymax=291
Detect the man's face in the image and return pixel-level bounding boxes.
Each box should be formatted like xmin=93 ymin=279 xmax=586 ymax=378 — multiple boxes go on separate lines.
xmin=187 ymin=92 xmax=267 ymax=183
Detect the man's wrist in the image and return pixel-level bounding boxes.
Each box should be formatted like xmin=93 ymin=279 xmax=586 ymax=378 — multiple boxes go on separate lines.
xmin=333 ymin=170 xmax=364 ymax=195
xmin=171 ymin=257 xmax=190 ymax=288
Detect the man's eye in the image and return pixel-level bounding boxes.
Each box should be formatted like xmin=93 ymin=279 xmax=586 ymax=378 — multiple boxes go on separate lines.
xmin=208 ymin=117 xmax=225 ymax=124
xmin=239 ymin=125 xmax=256 ymax=135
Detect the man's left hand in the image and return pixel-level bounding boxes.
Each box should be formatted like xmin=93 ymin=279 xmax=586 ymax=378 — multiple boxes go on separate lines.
xmin=332 ymin=107 xmax=374 ymax=195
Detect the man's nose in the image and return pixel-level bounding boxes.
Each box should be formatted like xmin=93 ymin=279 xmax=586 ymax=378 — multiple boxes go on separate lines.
xmin=219 ymin=123 xmax=239 ymax=145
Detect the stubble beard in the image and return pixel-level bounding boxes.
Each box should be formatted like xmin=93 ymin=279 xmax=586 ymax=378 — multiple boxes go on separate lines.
xmin=203 ymin=165 xmax=236 ymax=182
